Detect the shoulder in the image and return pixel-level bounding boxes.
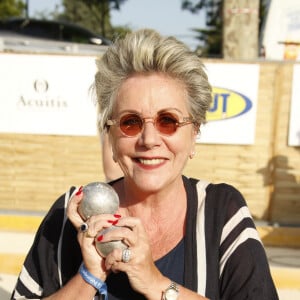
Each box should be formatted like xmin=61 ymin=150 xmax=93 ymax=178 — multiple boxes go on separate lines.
xmin=36 ymin=186 xmax=77 ymax=237
xmin=186 ymin=177 xmax=252 ymax=229
xmin=189 ymin=177 xmax=247 ymax=212
xmin=46 ymin=186 xmax=76 ymax=217
xmin=208 ymin=182 xmax=247 ymax=212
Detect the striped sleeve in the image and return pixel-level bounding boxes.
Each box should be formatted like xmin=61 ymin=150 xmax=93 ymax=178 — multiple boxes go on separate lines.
xmin=201 ymin=183 xmax=278 ymax=300
xmin=219 ymin=206 xmax=262 ymax=276
xmin=10 ymin=188 xmax=74 ymax=299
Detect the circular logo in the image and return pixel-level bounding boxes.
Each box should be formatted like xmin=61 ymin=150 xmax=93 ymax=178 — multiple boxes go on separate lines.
xmin=34 ymin=79 xmax=49 ymax=93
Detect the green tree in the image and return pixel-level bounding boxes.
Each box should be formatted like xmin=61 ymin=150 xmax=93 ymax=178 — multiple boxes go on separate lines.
xmin=182 ymin=0 xmax=269 ymax=57
xmin=58 ymin=0 xmax=129 ymax=40
xmin=0 ymin=0 xmax=26 ymax=18
xmin=183 ymin=0 xmax=222 ymax=57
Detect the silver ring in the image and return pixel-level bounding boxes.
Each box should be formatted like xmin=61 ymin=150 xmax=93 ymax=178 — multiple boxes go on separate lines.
xmin=80 ymin=223 xmax=89 ymax=233
xmin=122 ymin=248 xmax=131 ymax=263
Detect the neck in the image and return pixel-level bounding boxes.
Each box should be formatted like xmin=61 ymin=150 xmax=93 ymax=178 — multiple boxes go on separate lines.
xmin=115 ymin=177 xmax=187 ymax=259
xmin=117 ymin=177 xmax=187 ymax=216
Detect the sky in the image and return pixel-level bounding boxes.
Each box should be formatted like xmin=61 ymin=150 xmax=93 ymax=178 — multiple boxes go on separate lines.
xmin=27 ymin=0 xmax=206 ymax=50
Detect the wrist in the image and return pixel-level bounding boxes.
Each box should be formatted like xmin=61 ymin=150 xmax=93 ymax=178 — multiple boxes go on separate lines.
xmin=79 ymin=263 xmax=108 ymax=300
xmin=162 ymin=281 xmax=179 ymax=300
xmin=145 ymin=276 xmax=178 ymax=300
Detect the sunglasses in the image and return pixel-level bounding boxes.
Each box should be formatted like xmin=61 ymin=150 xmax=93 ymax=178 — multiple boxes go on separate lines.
xmin=106 ymin=112 xmax=196 ymax=137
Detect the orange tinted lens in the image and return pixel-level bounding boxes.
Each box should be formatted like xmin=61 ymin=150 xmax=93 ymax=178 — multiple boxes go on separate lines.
xmin=119 ymin=114 xmax=143 ymax=136
xmin=156 ymin=113 xmax=178 ymax=135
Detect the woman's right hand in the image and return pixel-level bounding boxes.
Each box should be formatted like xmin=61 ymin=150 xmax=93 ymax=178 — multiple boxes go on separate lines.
xmin=67 ymin=186 xmax=121 ymax=280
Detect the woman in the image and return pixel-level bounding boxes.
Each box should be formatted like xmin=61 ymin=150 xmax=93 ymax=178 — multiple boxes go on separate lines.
xmin=11 ymin=29 xmax=278 ymax=300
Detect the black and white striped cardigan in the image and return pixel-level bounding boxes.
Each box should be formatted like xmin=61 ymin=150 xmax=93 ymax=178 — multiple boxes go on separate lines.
xmin=11 ymin=176 xmax=278 ymax=300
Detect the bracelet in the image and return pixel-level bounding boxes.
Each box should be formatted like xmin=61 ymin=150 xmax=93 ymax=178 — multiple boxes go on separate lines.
xmin=79 ymin=263 xmax=108 ymax=300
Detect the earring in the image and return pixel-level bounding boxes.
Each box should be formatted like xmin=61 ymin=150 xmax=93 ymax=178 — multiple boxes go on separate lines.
xmin=189 ymin=151 xmax=195 ymax=159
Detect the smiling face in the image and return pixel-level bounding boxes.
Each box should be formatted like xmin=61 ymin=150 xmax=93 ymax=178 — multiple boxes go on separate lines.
xmin=108 ymin=73 xmax=198 ymax=193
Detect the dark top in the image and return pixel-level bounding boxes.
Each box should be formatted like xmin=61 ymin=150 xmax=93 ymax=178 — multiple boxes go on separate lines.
xmin=107 ymin=239 xmax=184 ymax=300
xmin=11 ymin=176 xmax=279 ymax=300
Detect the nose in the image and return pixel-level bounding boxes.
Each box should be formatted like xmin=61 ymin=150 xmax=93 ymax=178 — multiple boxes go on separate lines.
xmin=138 ymin=119 xmax=161 ymax=148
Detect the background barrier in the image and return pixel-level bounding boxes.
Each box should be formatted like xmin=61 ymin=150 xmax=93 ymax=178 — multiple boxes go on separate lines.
xmin=0 ymin=59 xmax=299 ymax=224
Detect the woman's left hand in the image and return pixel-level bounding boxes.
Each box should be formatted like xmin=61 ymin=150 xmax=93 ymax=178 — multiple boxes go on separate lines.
xmin=67 ymin=187 xmax=115 ymax=280
xmin=100 ymin=216 xmax=167 ymax=298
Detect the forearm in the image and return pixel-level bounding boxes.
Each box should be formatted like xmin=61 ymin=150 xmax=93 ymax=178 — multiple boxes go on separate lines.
xmin=43 ymin=273 xmax=97 ymax=300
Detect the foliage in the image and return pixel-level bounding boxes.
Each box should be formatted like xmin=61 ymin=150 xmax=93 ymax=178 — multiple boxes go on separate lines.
xmin=182 ymin=0 xmax=269 ymax=57
xmin=110 ymin=25 xmax=132 ymax=40
xmin=0 ymin=0 xmax=26 ymax=19
xmin=33 ymin=5 xmax=63 ymax=20
xmin=57 ymin=0 xmax=129 ymax=41
xmin=182 ymin=0 xmax=222 ymax=57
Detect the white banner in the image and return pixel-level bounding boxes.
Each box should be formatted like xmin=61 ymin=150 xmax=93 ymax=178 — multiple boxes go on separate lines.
xmin=288 ymin=64 xmax=300 ymax=146
xmin=0 ymin=56 xmax=260 ymax=144
xmin=198 ymin=63 xmax=260 ymax=145
xmin=0 ymin=53 xmax=98 ymax=136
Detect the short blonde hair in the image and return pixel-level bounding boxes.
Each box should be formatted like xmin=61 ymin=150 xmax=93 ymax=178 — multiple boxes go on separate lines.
xmin=94 ymin=29 xmax=212 ymax=132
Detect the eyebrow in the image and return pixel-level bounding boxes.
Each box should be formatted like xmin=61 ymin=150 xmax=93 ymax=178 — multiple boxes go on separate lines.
xmin=116 ymin=107 xmax=185 ymax=116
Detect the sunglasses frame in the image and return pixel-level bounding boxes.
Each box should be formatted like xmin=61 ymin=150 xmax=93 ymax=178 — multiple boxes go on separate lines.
xmin=106 ymin=112 xmax=196 ymax=137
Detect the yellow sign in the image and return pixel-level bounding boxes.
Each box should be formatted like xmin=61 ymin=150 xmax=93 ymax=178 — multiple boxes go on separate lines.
xmin=207 ymin=87 xmax=252 ymax=121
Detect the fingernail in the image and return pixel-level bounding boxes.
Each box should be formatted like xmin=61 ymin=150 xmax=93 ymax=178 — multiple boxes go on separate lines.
xmin=75 ymin=186 xmax=83 ymax=196
xmin=108 ymin=220 xmax=119 ymax=225
xmin=114 ymin=214 xmax=121 ymax=218
xmin=97 ymin=235 xmax=103 ymax=242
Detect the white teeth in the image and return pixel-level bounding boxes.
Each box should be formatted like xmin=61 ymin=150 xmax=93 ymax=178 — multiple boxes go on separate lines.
xmin=138 ymin=158 xmax=164 ymax=165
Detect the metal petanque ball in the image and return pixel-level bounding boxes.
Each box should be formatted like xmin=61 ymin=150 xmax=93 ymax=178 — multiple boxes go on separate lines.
xmin=78 ymin=181 xmax=127 ymax=257
xmin=95 ymin=226 xmax=128 ymax=258
xmin=78 ymin=182 xmax=119 ymax=220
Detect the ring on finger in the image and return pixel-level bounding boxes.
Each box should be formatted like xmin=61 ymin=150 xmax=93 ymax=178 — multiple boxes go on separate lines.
xmin=122 ymin=248 xmax=131 ymax=263
xmin=80 ymin=222 xmax=89 ymax=233
xmin=85 ymin=231 xmax=96 ymax=238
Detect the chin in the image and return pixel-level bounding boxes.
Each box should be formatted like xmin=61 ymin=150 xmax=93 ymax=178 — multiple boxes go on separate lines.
xmin=132 ymin=173 xmax=175 ymax=193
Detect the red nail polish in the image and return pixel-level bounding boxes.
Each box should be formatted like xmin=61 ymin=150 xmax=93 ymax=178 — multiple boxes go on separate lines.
xmin=108 ymin=220 xmax=119 ymax=225
xmin=97 ymin=235 xmax=103 ymax=242
xmin=75 ymin=186 xmax=83 ymax=196
xmin=114 ymin=214 xmax=121 ymax=218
